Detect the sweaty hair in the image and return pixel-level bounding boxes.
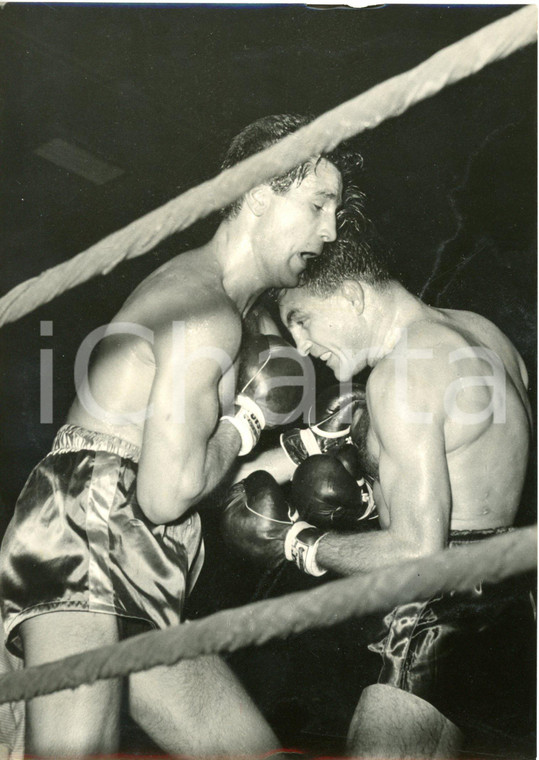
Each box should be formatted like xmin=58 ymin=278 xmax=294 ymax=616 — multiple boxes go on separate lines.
xmin=220 ymin=113 xmax=365 ymax=222
xmin=294 ymin=230 xmax=393 ymax=296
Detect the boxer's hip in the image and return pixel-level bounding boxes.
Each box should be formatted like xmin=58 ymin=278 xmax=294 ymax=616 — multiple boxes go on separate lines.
xmin=0 ymin=424 xmax=204 ymax=656
xmin=368 ymin=526 xmax=535 ymax=739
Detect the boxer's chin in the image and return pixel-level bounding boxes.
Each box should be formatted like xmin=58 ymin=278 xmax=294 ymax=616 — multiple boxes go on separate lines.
xmin=332 ymin=359 xmax=355 ymax=383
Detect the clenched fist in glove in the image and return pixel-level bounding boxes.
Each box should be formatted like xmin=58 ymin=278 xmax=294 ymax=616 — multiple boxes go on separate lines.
xmin=221 ymin=470 xmax=328 ymax=576
xmin=290 ymin=445 xmax=377 ymax=531
xmin=280 ymin=383 xmax=366 ymax=469
xmin=221 ymin=333 xmax=309 ymax=457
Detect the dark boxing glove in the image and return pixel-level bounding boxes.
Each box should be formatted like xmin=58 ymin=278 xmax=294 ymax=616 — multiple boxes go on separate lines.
xmin=244 ymin=303 xmax=283 ymax=338
xmin=280 ymin=383 xmax=366 ymax=469
xmin=291 ymin=445 xmax=376 ymax=530
xmin=221 ymin=471 xmax=327 ymax=576
xmin=221 ymin=334 xmax=308 ymax=456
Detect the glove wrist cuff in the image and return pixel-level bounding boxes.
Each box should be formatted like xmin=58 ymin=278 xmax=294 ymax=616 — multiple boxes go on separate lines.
xmin=221 ymin=395 xmax=265 ymax=456
xmin=280 ymin=427 xmax=324 ymax=469
xmin=284 ymin=520 xmax=327 ymax=577
xmin=311 ymin=422 xmax=350 ymax=438
xmin=356 ymin=478 xmax=377 ymax=519
xmin=221 ymin=410 xmax=259 ymax=456
xmin=236 ymin=394 xmax=266 ymax=429
xmin=280 ymin=426 xmax=351 ymax=471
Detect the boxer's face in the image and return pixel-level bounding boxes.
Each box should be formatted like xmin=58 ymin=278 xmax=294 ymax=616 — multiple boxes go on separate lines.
xmin=257 ymin=159 xmax=342 ymax=287
xmin=279 ymin=286 xmax=364 ymax=381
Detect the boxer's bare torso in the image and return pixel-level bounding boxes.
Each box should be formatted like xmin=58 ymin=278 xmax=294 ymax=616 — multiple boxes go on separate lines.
xmin=68 ymin=243 xmax=240 ymax=449
xmin=355 ymin=306 xmax=531 ymax=531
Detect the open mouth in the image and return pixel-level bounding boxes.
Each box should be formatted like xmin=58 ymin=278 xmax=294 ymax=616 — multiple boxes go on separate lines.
xmin=300 ymin=251 xmax=319 ymax=262
xmin=320 ymin=351 xmax=332 ymax=362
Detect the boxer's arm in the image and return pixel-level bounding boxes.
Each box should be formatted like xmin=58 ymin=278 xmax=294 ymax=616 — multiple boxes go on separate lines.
xmin=230 ymin=446 xmax=295 ymax=485
xmin=230 ymin=384 xmax=367 ymax=485
xmin=315 ymin=361 xmax=450 ymax=575
xmin=138 ymin=313 xmax=241 ymax=523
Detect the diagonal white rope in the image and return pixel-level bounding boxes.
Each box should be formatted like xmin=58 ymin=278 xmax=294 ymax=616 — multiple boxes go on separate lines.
xmin=0 ymin=6 xmax=536 ymax=327
xmin=0 ymin=526 xmax=535 ymax=704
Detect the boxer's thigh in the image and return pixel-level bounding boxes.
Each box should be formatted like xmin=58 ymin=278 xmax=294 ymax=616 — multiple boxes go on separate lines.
xmin=347 ymin=684 xmax=463 ymax=759
xmin=129 ymin=652 xmax=281 ymax=756
xmin=21 ymin=610 xmax=121 ymax=756
xmin=0 ymin=637 xmax=24 ymax=759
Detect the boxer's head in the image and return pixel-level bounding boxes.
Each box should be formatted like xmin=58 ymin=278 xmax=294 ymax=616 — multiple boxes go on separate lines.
xmin=221 ymin=113 xmax=363 ymax=219
xmin=278 ymin=235 xmax=393 ymax=380
xmin=220 ymin=114 xmax=364 ymax=287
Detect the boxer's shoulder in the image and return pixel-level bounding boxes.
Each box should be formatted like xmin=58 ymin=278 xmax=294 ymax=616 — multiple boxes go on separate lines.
xmin=119 ymin=257 xmax=241 ymax=354
xmin=119 ymin=244 xmax=228 ymax=315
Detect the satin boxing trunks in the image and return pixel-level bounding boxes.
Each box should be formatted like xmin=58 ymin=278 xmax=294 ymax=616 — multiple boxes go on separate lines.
xmin=369 ymin=527 xmax=536 ymax=748
xmin=0 ymin=425 xmax=204 ymax=656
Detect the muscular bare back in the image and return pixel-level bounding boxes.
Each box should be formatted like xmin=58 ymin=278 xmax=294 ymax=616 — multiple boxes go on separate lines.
xmin=67 ymin=244 xmax=241 ymax=448
xmin=364 ymin=304 xmax=531 ymax=531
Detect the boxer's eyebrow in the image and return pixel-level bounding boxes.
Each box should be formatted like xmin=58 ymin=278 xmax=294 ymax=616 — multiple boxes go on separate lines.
xmin=285 ymin=308 xmax=307 ymax=328
xmin=313 ymin=189 xmax=340 ymax=202
xmin=285 ymin=308 xmax=299 ymax=327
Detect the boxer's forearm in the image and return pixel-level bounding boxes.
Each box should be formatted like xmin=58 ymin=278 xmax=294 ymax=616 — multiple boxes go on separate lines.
xmin=141 ymin=422 xmax=241 ymax=523
xmin=316 ymin=529 xmax=430 ymax=576
xmin=230 ymin=445 xmax=295 ymax=485
xmin=196 ymin=421 xmax=243 ymax=499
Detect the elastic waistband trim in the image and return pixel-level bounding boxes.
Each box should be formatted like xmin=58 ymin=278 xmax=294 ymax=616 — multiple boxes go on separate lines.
xmin=52 ymin=424 xmax=141 ymax=463
xmin=449 ymin=526 xmax=513 ymax=545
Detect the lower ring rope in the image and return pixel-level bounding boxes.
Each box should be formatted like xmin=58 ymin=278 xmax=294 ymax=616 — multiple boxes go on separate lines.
xmin=0 ymin=526 xmax=535 ymax=704
xmin=0 ymin=6 xmax=535 ymax=328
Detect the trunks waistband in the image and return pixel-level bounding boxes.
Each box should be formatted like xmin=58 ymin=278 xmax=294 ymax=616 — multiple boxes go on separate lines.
xmin=52 ymin=424 xmax=141 ymax=463
xmin=449 ymin=526 xmax=513 ymax=546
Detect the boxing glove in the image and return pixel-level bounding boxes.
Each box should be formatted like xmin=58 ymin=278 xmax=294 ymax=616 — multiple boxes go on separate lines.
xmin=291 ymin=446 xmax=376 ymax=530
xmin=280 ymin=383 xmax=366 ymax=468
xmin=221 ymin=334 xmax=308 ymax=456
xmin=221 ymin=470 xmax=327 ymax=576
xmin=244 ymin=302 xmax=283 ymax=338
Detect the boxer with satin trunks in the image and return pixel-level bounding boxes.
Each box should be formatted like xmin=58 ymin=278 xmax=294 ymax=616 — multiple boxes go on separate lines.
xmin=0 ymin=115 xmax=362 ymax=757
xmin=224 ymin=230 xmax=535 ymax=758
xmin=0 ymin=425 xmax=203 ymax=656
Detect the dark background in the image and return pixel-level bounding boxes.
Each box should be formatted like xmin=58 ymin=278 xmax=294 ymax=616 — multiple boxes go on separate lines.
xmin=0 ymin=3 xmax=536 ymax=756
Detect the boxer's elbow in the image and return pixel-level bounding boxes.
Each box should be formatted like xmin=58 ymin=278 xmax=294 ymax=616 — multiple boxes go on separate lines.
xmin=137 ymin=469 xmax=204 ymax=524
xmin=136 ymin=484 xmax=177 ymax=524
xmin=387 ymin=527 xmax=443 ymax=564
xmin=400 ymin=533 xmax=444 ymax=562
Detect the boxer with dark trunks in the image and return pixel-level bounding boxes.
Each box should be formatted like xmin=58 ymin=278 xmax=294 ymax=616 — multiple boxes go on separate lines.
xmin=225 ymin=232 xmax=535 ymax=757
xmin=0 ymin=114 xmax=363 ymax=756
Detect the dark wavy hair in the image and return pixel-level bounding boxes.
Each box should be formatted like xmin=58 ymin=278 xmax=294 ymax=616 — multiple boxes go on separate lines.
xmin=294 ymin=228 xmax=393 ymax=296
xmin=220 ymin=113 xmax=366 ymax=227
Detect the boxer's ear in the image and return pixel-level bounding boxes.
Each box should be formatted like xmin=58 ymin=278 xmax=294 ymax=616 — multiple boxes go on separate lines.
xmin=341 ymin=280 xmax=364 ymax=315
xmin=245 ymin=184 xmax=271 ymax=216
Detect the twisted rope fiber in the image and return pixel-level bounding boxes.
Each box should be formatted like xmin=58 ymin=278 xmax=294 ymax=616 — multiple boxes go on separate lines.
xmin=0 ymin=6 xmax=536 ymax=328
xmin=0 ymin=526 xmax=535 ymax=704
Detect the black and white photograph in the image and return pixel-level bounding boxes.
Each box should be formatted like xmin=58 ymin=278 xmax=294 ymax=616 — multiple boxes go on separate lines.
xmin=0 ymin=3 xmax=536 ymax=758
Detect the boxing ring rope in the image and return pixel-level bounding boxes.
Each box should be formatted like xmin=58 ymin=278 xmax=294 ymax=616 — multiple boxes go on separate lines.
xmin=0 ymin=526 xmax=535 ymax=704
xmin=0 ymin=5 xmax=536 ymax=710
xmin=0 ymin=6 xmax=536 ymax=328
